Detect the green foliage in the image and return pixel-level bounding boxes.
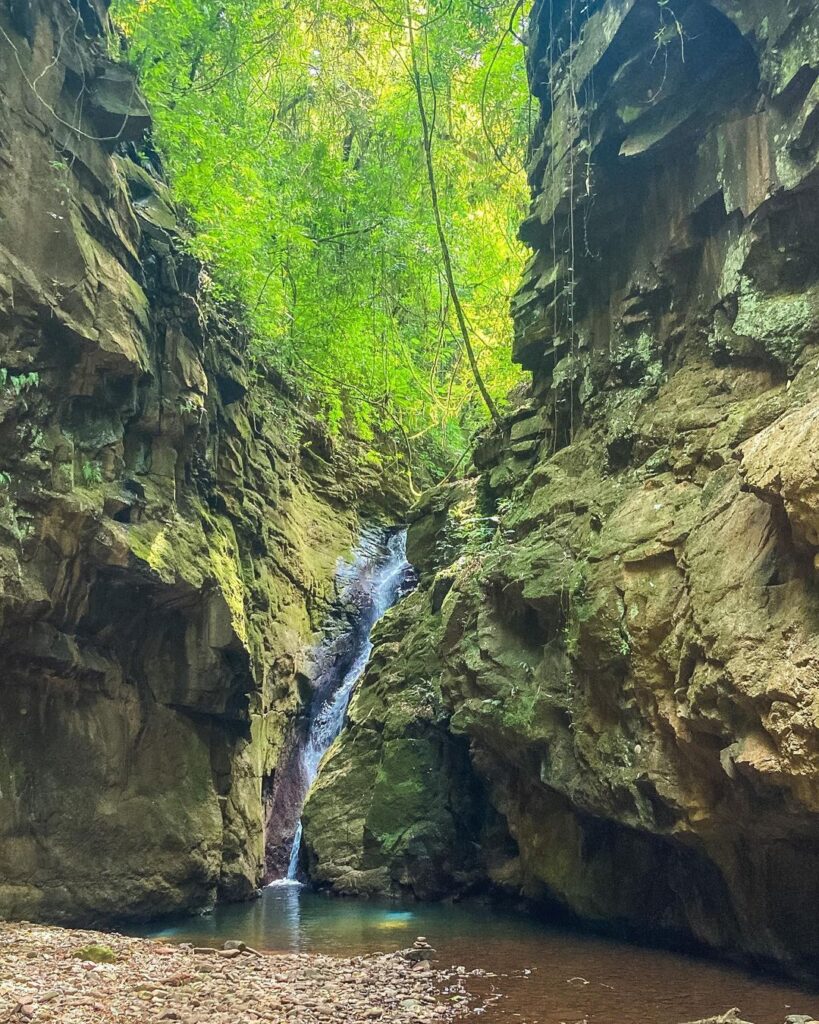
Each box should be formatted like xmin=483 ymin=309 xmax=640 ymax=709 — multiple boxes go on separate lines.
xmin=178 ymin=392 xmax=204 ymax=420
xmin=499 ymin=679 xmax=543 ymax=734
xmin=562 ymin=556 xmax=589 ymax=657
xmin=0 ymin=369 xmax=40 ymax=396
xmin=112 ymin=0 xmax=528 ymax=459
xmin=81 ymin=460 xmax=103 ymax=486
xmin=439 ymin=507 xmax=497 ymax=558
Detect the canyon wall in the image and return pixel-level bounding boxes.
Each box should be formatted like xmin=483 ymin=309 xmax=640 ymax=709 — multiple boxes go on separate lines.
xmin=304 ymin=0 xmax=819 ymax=975
xmin=0 ymin=0 xmax=401 ymax=923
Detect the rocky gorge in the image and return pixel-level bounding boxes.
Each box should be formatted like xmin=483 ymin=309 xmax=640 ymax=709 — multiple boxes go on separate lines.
xmin=0 ymin=0 xmax=406 ymax=925
xmin=302 ymin=0 xmax=819 ymax=979
xmin=1 ymin=0 xmax=819 ymax=1011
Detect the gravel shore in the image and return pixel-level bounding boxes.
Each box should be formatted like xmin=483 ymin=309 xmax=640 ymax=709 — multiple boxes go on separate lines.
xmin=0 ymin=922 xmax=481 ymax=1023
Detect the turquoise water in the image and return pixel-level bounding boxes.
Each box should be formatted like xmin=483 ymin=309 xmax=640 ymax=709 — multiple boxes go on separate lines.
xmin=128 ymin=886 xmax=819 ymax=1024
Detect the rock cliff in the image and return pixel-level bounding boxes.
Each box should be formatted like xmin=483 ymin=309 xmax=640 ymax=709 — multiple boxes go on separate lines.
xmin=0 ymin=0 xmax=402 ymax=923
xmin=303 ymin=0 xmax=819 ymax=975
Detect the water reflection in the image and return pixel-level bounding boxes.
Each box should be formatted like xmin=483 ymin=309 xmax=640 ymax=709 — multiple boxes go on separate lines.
xmin=130 ymin=889 xmax=819 ymax=1024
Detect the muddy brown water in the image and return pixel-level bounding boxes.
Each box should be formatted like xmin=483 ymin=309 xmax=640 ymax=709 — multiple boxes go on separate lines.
xmin=128 ymin=887 xmax=819 ymax=1024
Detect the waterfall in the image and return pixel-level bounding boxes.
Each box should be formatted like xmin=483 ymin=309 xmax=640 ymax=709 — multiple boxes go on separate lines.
xmin=267 ymin=527 xmax=413 ymax=885
xmin=285 ymin=821 xmax=303 ymax=881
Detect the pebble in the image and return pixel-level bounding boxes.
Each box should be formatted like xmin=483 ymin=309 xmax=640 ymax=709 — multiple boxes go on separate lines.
xmin=0 ymin=922 xmax=482 ymax=1024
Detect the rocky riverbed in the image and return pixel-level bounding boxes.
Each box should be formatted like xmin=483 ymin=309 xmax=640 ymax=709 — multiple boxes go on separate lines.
xmin=2 ymin=921 xmax=816 ymax=1024
xmin=0 ymin=922 xmax=479 ymax=1023
xmin=686 ymin=1014 xmax=818 ymax=1024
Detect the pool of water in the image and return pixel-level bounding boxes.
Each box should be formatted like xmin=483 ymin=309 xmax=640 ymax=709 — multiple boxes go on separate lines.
xmin=126 ymin=887 xmax=819 ymax=1024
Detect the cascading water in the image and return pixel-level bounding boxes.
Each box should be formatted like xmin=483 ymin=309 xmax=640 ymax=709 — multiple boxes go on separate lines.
xmin=267 ymin=527 xmax=413 ymax=885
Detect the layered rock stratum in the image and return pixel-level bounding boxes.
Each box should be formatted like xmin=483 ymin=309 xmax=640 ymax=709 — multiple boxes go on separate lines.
xmin=303 ymin=0 xmax=819 ymax=975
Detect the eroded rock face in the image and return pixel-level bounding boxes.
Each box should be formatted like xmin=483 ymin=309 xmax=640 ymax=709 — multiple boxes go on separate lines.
xmin=0 ymin=0 xmax=401 ymax=923
xmin=305 ymin=0 xmax=819 ymax=975
xmin=301 ymin=577 xmax=506 ymax=898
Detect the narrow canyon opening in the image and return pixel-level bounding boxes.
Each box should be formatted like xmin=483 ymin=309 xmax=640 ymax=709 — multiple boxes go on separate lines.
xmin=263 ymin=528 xmax=415 ymax=884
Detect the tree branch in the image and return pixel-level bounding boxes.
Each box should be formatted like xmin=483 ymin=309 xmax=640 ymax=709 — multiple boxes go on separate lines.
xmin=405 ymin=3 xmax=502 ymax=429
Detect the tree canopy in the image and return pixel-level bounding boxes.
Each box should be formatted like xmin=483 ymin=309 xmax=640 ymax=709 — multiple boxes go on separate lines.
xmin=113 ymin=0 xmax=530 ymax=466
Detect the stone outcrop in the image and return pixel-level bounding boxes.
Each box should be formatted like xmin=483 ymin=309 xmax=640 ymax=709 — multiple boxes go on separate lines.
xmin=0 ymin=0 xmax=403 ymax=923
xmin=302 ymin=568 xmax=506 ymax=898
xmin=304 ymin=0 xmax=819 ymax=976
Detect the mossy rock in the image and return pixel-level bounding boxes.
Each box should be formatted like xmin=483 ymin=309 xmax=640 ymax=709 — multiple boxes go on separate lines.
xmin=73 ymin=944 xmax=118 ymax=963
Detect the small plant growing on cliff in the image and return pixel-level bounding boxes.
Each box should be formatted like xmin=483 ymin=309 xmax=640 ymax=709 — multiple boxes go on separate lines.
xmin=81 ymin=460 xmax=103 ymax=486
xmin=49 ymin=157 xmax=72 ymax=194
xmin=17 ymin=372 xmax=39 ymax=394
xmin=437 ymin=503 xmax=498 ymax=562
xmin=1 ymin=369 xmax=40 ymax=397
xmin=501 ymin=678 xmax=546 ymax=734
xmin=0 ymin=471 xmax=10 ymax=489
xmin=178 ymin=393 xmax=205 ymax=420
xmin=653 ymin=1 xmax=685 ymax=64
xmin=561 ymin=555 xmax=590 ymax=657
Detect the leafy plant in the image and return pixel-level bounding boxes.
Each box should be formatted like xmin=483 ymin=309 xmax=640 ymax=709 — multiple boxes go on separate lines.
xmin=436 ymin=504 xmax=498 ymax=563
xmin=653 ymin=0 xmax=686 ymax=64
xmin=561 ymin=554 xmax=590 ymax=657
xmin=178 ymin=393 xmax=204 ymax=418
xmin=501 ymin=681 xmax=544 ymax=733
xmin=81 ymin=460 xmax=103 ymax=486
xmin=1 ymin=369 xmax=41 ymax=396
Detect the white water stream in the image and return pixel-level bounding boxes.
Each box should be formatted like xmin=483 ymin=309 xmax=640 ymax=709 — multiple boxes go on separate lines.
xmin=270 ymin=528 xmax=411 ymax=885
